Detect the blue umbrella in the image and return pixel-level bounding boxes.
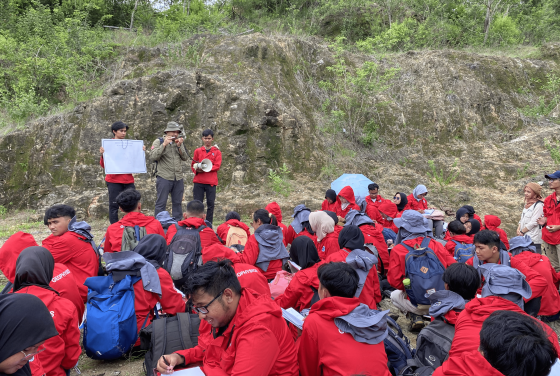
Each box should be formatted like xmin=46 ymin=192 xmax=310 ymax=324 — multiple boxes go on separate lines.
xmin=331 ymin=174 xmax=375 ymax=201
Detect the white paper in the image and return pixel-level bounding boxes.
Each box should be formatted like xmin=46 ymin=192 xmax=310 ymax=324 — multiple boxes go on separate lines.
xmin=282 ymin=307 xmax=304 ymax=330
xmin=288 ymin=260 xmax=301 ymax=273
xmin=171 ymin=367 xmax=205 ymax=376
xmin=102 ymin=139 xmax=146 ymax=174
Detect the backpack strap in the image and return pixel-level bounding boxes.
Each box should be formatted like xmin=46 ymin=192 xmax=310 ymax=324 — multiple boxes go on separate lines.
xmin=1 ymin=281 xmax=13 ymax=294
xmin=140 ymin=305 xmax=158 ymax=330
xmin=419 ymin=237 xmax=432 ymax=249
xmin=134 ymin=225 xmax=141 ymax=242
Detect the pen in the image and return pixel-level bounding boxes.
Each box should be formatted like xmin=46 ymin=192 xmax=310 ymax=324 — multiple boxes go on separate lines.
xmin=163 ymin=355 xmax=170 ymax=367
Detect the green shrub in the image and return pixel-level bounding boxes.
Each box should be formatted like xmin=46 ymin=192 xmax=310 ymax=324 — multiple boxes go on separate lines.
xmin=268 ymin=163 xmax=292 ymax=197
xmin=489 ymin=15 xmax=521 ymax=46
xmin=545 ymin=139 xmax=560 ymax=165
xmin=427 ymin=159 xmax=460 ymax=187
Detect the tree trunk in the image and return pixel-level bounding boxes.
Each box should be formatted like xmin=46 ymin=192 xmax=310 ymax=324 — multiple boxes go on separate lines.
xmin=483 ymin=0 xmax=491 ymax=44
xmin=130 ymin=0 xmax=139 ymax=30
xmin=187 ymin=0 xmax=190 ymax=15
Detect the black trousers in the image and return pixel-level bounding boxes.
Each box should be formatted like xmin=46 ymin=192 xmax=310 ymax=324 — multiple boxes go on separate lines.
xmin=193 ymin=183 xmax=216 ymax=224
xmin=107 ymin=182 xmax=135 ymax=224
xmin=155 ymin=177 xmax=184 ymax=221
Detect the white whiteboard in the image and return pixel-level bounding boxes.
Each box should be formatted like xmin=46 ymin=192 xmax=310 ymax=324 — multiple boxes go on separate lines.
xmin=102 ymin=139 xmax=147 ymax=174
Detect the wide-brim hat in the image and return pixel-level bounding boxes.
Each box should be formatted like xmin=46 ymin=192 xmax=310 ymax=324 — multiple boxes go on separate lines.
xmin=164 ymin=121 xmax=181 ymax=133
xmin=393 ymin=210 xmax=429 ymax=233
xmin=480 ymin=264 xmax=532 ymax=299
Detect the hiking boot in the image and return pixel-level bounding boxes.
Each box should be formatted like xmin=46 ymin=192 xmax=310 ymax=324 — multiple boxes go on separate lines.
xmin=389 ymin=313 xmax=400 ymax=322
xmin=408 ymin=313 xmax=425 ymax=332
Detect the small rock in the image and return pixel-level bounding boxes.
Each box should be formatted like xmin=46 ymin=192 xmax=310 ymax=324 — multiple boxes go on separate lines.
xmin=457 ymin=191 xmax=470 ymax=202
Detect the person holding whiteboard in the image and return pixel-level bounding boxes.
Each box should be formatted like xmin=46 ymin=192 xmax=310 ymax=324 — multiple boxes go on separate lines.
xmin=99 ymin=121 xmax=145 ymax=224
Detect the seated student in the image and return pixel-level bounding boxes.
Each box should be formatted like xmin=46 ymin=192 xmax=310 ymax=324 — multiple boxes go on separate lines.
xmin=0 ymin=231 xmax=84 ymax=323
xmin=463 ymin=218 xmax=480 ymax=237
xmin=404 ymin=184 xmax=444 ymax=239
xmin=285 ymin=204 xmax=318 ymax=246
xmin=378 ymin=201 xmax=399 ymax=238
xmin=156 ymin=260 xmax=298 ymax=375
xmin=265 ymin=202 xmax=289 ymax=245
xmin=336 ymin=186 xmax=361 ymax=222
xmin=345 ymin=209 xmax=389 ymax=271
xmin=0 ymin=293 xmax=58 ymax=376
xmin=509 ymin=235 xmax=560 ymax=321
xmin=321 ymin=189 xmax=339 ymax=213
xmin=104 ymin=189 xmax=165 ymax=253
xmin=165 ymin=200 xmax=221 ymax=249
xmin=202 ymin=243 xmax=270 ymax=297
xmin=298 ymin=262 xmax=391 ymax=376
xmin=324 ymin=211 xmax=343 ymax=235
xmin=483 ymin=215 xmax=510 ymax=249
xmin=388 ymin=210 xmax=456 ymax=331
xmin=13 ymin=247 xmax=81 ymax=376
xmin=216 ymin=211 xmax=251 ymax=247
xmin=326 ymin=225 xmax=381 ymax=308
xmin=42 ymin=204 xmax=99 ymax=303
xmin=444 ymin=220 xmax=474 ymax=259
xmin=309 ymin=211 xmax=339 ymax=260
xmin=239 ymin=209 xmax=289 ymax=279
xmin=364 ymin=184 xmax=384 ymax=224
xmin=392 ymin=192 xmax=408 ymax=214
xmin=448 ymin=263 xmax=560 ymax=358
xmin=105 ymin=235 xmax=186 ymax=346
xmin=467 ymin=230 xmax=547 ymax=315
xmin=461 ymin=205 xmax=482 ymax=227
xmin=434 ymin=310 xmax=557 ymax=376
xmin=276 ymin=236 xmax=323 ymax=311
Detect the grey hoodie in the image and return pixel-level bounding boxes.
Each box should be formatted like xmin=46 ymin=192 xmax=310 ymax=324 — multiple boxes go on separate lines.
xmin=346 ymin=249 xmax=377 ymax=298
xmin=335 ymin=305 xmax=390 ymax=345
xmin=104 ymin=251 xmax=162 ymax=296
xmin=290 ymin=204 xmax=311 ymax=234
xmin=344 ymin=210 xmax=374 ymax=227
xmin=428 ymin=290 xmax=466 ymax=318
xmin=254 ymin=224 xmax=289 ymax=272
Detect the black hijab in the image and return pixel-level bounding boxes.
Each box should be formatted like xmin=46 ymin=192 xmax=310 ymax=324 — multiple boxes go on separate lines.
xmin=0 ymin=294 xmax=58 ymax=376
xmin=289 ymin=236 xmax=320 ymax=270
xmin=325 ymin=189 xmax=337 ymax=203
xmin=133 ymin=234 xmax=167 ymax=269
xmin=338 ymin=225 xmax=365 ymax=250
xmin=462 ymin=205 xmax=476 ymax=216
xmin=468 ymin=218 xmax=481 ymax=235
xmin=395 ymin=192 xmax=408 ymax=212
xmin=13 ymin=247 xmax=57 ymax=294
xmin=324 ymin=211 xmax=339 ymax=226
xmin=455 ymin=207 xmax=471 ymax=221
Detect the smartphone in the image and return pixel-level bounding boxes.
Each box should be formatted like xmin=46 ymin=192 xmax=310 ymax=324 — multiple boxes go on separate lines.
xmin=547 ymin=226 xmax=553 ymax=229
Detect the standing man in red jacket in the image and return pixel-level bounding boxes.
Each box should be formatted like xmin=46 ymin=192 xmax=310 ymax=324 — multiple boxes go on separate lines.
xmin=99 ymin=121 xmax=145 ymax=224
xmin=191 ymin=129 xmax=222 ymax=226
xmin=538 ymin=170 xmax=560 ymax=272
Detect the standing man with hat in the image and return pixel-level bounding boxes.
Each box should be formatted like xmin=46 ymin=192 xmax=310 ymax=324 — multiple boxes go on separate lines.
xmin=538 ymin=170 xmax=560 ymax=271
xmin=151 ymin=122 xmax=188 ymax=221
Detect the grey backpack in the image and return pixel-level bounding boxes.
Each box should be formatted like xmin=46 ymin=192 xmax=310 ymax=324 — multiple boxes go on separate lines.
xmin=121 ymin=225 xmax=147 ymax=252
xmin=414 ymin=318 xmax=455 ymax=368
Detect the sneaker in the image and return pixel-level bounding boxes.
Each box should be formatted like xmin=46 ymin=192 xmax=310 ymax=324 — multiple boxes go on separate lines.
xmin=408 ymin=313 xmax=425 ymax=332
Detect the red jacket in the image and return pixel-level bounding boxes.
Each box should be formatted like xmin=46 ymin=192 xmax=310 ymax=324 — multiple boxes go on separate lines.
xmin=359 ymin=224 xmax=390 ymax=270
xmin=512 ymin=251 xmax=560 ymax=316
xmin=16 ymin=286 xmax=81 ymax=376
xmin=265 ymin=202 xmax=289 ymax=246
xmin=316 ymin=232 xmax=341 ymax=261
xmin=284 ymin=226 xmax=318 ymax=248
xmin=326 ymin=249 xmax=381 ymax=308
xmin=543 ymin=192 xmax=560 ymax=245
xmin=298 ymin=296 xmax=391 ymax=376
xmin=191 ymin=146 xmax=222 ymax=186
xmin=483 ymin=215 xmax=509 ymax=249
xmin=202 ymin=244 xmax=271 ymax=298
xmin=365 ymin=203 xmax=384 ymax=224
xmin=216 ymin=219 xmax=251 ymax=245
xmin=177 ymin=289 xmax=298 ymax=376
xmin=42 ymin=231 xmax=99 ymax=303
xmin=166 ymin=217 xmax=222 ymax=249
xmin=336 ymin=186 xmax=361 ymax=218
xmin=433 ymin=350 xmax=505 ymax=376
xmin=388 ymin=237 xmax=456 ymax=291
xmin=50 ymin=264 xmax=85 ymax=324
xmin=104 ymin=211 xmax=165 ymax=253
xmin=133 ymin=267 xmax=186 ymax=346
xmin=377 ymin=201 xmax=399 ymax=233
xmin=465 ymin=255 xmax=548 ymax=302
xmin=238 ymin=235 xmax=284 ymax=279
xmin=275 ymin=263 xmax=322 ymax=311
xmin=445 ymin=234 xmax=474 ymax=258
xmin=321 ymin=199 xmax=339 ymax=213
xmin=365 ymin=194 xmax=385 ymax=208
xmin=448 ymin=296 xmax=560 ymax=358
xmin=404 ymin=194 xmax=428 ymax=211
xmin=100 ymin=155 xmax=134 ymax=184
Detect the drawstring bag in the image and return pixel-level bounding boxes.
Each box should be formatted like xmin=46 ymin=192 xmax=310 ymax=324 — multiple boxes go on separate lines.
xmin=269 ymin=270 xmax=293 ymax=298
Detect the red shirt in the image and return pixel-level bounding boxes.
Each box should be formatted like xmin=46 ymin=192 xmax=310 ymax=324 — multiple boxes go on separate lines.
xmin=404 ymin=194 xmax=428 ymax=211
xmin=316 ymin=232 xmax=341 ymax=260
xmin=100 ymin=156 xmax=134 ymax=184
xmin=359 ymin=224 xmax=390 ymax=270
xmin=298 ymin=296 xmax=391 ymax=376
xmin=433 ymin=351 xmax=505 ymax=376
xmin=16 ymin=286 xmax=81 ymax=376
xmin=176 ymin=289 xmax=298 ymax=376
xmin=326 ymin=249 xmax=382 ymax=308
xmin=543 ymin=192 xmax=560 ymax=245
xmin=165 ymin=217 xmax=222 ymax=249
xmin=388 ymin=237 xmax=456 ymax=291
xmin=191 ymin=146 xmax=222 ymax=186
xmin=104 ymin=211 xmax=165 ymax=253
xmin=321 ymin=199 xmax=339 ymax=213
xmin=445 ymin=234 xmax=474 ymax=258
xmin=275 ymin=263 xmax=322 ymax=311
xmin=238 ymin=235 xmax=284 ymax=279
xmin=42 ymin=231 xmax=99 ymax=303
xmin=284 ymin=225 xmax=318 ymax=247
xmin=216 ymin=219 xmax=251 ymax=245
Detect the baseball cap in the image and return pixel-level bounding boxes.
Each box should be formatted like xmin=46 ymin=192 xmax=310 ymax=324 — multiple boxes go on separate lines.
xmin=545 ymin=170 xmax=560 ymax=180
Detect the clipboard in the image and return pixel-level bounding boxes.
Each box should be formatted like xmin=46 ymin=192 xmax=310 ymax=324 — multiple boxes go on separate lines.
xmin=102 ymin=139 xmax=147 ymax=174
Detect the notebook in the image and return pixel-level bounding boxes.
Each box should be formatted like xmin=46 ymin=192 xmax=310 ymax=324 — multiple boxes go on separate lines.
xmin=282 ymin=307 xmax=305 ymax=330
xmin=288 ymin=260 xmax=301 ymax=273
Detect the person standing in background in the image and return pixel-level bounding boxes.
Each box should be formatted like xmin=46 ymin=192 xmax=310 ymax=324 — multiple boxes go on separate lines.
xmin=151 ymin=122 xmax=188 ymax=221
xmin=518 ymin=182 xmax=544 ymax=253
xmin=191 ymin=129 xmax=222 ymax=226
xmin=99 ymin=121 xmax=145 ymax=224
xmin=538 ymin=171 xmax=560 ymax=271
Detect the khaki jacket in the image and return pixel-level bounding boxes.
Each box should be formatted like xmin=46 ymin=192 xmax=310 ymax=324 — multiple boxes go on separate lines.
xmin=151 ymin=137 xmax=188 ymax=181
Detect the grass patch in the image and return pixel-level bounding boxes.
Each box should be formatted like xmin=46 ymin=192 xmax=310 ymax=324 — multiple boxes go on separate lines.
xmin=0 ymin=221 xmax=44 ymax=239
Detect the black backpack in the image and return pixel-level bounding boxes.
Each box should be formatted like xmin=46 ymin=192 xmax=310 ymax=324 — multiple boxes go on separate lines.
xmin=139 ymin=312 xmax=201 ymax=374
xmin=384 ymin=316 xmax=415 ymax=375
xmin=414 ymin=317 xmax=455 ymax=368
xmin=164 ymin=224 xmax=204 ymax=290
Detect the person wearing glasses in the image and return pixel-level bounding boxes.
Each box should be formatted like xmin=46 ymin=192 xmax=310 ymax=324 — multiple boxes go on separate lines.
xmin=538 ymin=171 xmax=560 ymax=272
xmin=156 ymin=260 xmax=298 ymax=375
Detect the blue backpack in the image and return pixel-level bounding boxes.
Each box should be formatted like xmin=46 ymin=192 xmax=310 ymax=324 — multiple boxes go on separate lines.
xmin=403 ymin=237 xmax=446 ymax=306
xmin=384 ymin=316 xmax=415 ymax=375
xmin=451 ymin=240 xmax=475 ymax=263
xmin=83 ymin=274 xmax=146 ymax=360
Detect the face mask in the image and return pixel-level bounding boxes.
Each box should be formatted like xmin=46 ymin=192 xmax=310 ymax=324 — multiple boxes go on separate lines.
xmin=341 ymin=202 xmax=349 ymax=210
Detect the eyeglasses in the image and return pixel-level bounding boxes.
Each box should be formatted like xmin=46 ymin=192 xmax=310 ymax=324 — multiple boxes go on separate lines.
xmin=21 ymin=348 xmax=45 ymax=362
xmin=393 ymin=196 xmax=399 ymax=200
xmin=548 ymin=178 xmax=559 ymax=182
xmin=193 ymin=290 xmax=224 ymax=314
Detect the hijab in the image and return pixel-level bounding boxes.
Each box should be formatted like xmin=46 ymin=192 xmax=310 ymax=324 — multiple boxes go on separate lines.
xmin=455 ymin=207 xmax=471 ymax=221
xmin=525 ymin=183 xmax=542 ymax=206
xmin=0 ymin=294 xmax=58 ymax=376
xmin=289 ymin=236 xmax=320 ymax=270
xmin=462 ymin=205 xmax=476 ymax=216
xmin=412 ymin=185 xmax=428 ymax=201
xmin=338 ymin=225 xmax=365 ymax=251
xmin=133 ymin=234 xmax=167 ymax=269
xmin=325 ymin=189 xmax=337 ymax=203
xmin=309 ymin=211 xmax=335 ymax=242
xmin=324 ymin=211 xmax=339 ymax=226
xmin=467 ymin=218 xmax=481 ymax=235
xmin=395 ymin=192 xmax=408 ymax=212
xmin=13 ymin=247 xmax=57 ymax=294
